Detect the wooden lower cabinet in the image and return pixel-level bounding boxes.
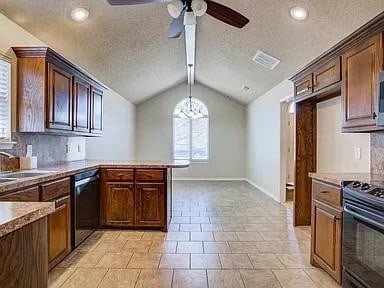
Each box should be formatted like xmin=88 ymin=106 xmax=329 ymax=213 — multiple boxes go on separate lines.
xmin=135 ymin=183 xmax=165 ymax=227
xmin=103 ymin=183 xmax=135 ymax=226
xmin=311 ymin=180 xmax=342 ymax=284
xmin=47 ymin=195 xmax=71 ymax=270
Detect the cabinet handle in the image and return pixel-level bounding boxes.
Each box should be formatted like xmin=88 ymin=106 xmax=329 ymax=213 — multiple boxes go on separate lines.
xmin=373 ymin=112 xmax=377 ymax=120
xmin=320 ymin=191 xmax=329 ymax=194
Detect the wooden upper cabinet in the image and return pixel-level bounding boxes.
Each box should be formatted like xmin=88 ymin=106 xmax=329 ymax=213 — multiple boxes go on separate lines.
xmin=342 ymin=34 xmax=383 ymax=131
xmin=47 ymin=63 xmax=73 ymax=131
xmin=73 ymin=76 xmax=91 ymax=133
xmin=294 ymin=74 xmax=313 ymax=101
xmin=13 ymin=47 xmax=105 ymax=136
xmin=135 ymin=183 xmax=165 ymax=227
xmin=91 ymin=87 xmax=103 ymax=134
xmin=103 ymin=183 xmax=135 ymax=226
xmin=313 ymin=57 xmax=341 ymax=92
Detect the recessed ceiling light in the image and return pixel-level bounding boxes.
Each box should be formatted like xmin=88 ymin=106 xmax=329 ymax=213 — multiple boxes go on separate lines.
xmin=71 ymin=8 xmax=89 ymax=22
xmin=290 ymin=6 xmax=308 ymax=21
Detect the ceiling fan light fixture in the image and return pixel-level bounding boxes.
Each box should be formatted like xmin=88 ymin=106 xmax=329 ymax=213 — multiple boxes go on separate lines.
xmin=191 ymin=0 xmax=207 ymax=17
xmin=167 ymin=1 xmax=183 ymax=19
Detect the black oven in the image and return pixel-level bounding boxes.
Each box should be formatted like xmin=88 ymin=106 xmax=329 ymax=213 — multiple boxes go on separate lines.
xmin=378 ymin=71 xmax=384 ymax=125
xmin=343 ymin=184 xmax=384 ymax=288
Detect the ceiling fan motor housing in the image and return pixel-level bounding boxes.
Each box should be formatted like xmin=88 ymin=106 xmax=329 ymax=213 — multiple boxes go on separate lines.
xmin=191 ymin=0 xmax=208 ymax=17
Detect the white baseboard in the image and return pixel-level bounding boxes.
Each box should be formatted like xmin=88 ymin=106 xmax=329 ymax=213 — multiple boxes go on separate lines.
xmin=174 ymin=177 xmax=247 ymax=181
xmin=245 ymin=179 xmax=281 ymax=203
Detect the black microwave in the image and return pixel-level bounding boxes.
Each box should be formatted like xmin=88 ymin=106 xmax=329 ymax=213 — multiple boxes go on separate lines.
xmin=378 ymin=72 xmax=384 ymax=125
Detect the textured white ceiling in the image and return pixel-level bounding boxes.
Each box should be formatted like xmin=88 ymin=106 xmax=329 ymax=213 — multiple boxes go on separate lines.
xmin=0 ymin=0 xmax=383 ymax=104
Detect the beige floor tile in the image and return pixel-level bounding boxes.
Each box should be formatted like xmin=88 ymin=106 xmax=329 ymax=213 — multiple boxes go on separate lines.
xmin=240 ymin=270 xmax=282 ymax=288
xmin=122 ymin=240 xmax=152 ymax=253
xmin=248 ymin=254 xmax=285 ymax=269
xmin=172 ymin=270 xmax=208 ymax=288
xmin=88 ymin=230 xmax=121 ymax=241
xmin=191 ymin=254 xmax=222 ymax=269
xmin=58 ymin=251 xmax=105 ymax=268
xmin=171 ymin=216 xmax=191 ymax=224
xmin=272 ymin=269 xmax=317 ymax=288
xmin=159 ymin=253 xmax=190 ymax=269
xmin=229 ymin=242 xmax=259 ymax=253
xmin=203 ymin=242 xmax=231 ymax=253
xmin=191 ymin=231 xmax=214 ymax=241
xmin=276 ymin=254 xmax=311 ymax=268
xmin=95 ymin=252 xmax=133 ymax=268
xmin=236 ymin=232 xmax=263 ymax=241
xmin=207 ymin=270 xmax=245 ymax=288
xmin=149 ymin=240 xmax=177 ymax=253
xmin=201 ymin=223 xmax=223 ymax=231
xmin=135 ymin=269 xmax=173 ymax=288
xmin=117 ymin=231 xmax=144 ymax=240
xmin=98 ymin=269 xmax=140 ymax=288
xmin=180 ymin=224 xmax=201 ymax=232
xmin=75 ymin=238 xmax=102 ymax=252
xmin=182 ymin=211 xmax=200 ymax=217
xmin=94 ymin=239 xmax=127 ymax=253
xmin=246 ymin=216 xmax=270 ymax=224
xmin=191 ymin=216 xmax=210 ymax=223
xmin=48 ymin=268 xmax=76 ymax=288
xmin=304 ymin=268 xmax=341 ymax=288
xmin=127 ymin=253 xmax=161 ymax=268
xmin=166 ymin=231 xmax=190 ymax=241
xmin=219 ymin=254 xmax=253 ymax=269
xmin=214 ymin=232 xmax=239 ymax=241
xmin=60 ymin=268 xmax=107 ymax=288
xmin=221 ymin=224 xmax=246 ymax=232
xmin=141 ymin=231 xmax=167 ymax=240
xmin=177 ymin=241 xmax=203 ymax=253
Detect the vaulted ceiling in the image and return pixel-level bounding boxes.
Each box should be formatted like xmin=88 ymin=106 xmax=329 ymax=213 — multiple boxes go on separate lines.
xmin=0 ymin=1 xmax=383 ymax=104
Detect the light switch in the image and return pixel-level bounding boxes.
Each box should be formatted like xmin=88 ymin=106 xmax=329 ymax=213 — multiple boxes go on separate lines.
xmin=354 ymin=147 xmax=361 ymax=160
xmin=26 ymin=144 xmax=33 ymax=157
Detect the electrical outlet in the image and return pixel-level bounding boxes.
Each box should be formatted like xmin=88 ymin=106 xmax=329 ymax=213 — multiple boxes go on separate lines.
xmin=26 ymin=144 xmax=33 ymax=157
xmin=66 ymin=144 xmax=71 ymax=154
xmin=354 ymin=147 xmax=362 ymax=160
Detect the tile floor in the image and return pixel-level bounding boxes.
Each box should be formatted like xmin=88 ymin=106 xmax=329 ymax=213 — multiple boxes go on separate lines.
xmin=49 ymin=181 xmax=340 ymax=288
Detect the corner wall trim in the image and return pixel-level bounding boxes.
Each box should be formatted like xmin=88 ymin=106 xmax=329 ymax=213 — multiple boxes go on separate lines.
xmin=245 ymin=179 xmax=281 ymax=203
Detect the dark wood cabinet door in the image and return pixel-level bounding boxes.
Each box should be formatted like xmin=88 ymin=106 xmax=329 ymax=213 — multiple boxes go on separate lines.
xmin=73 ymin=77 xmax=91 ymax=133
xmin=0 ymin=186 xmax=39 ymax=202
xmin=135 ymin=183 xmax=165 ymax=227
xmin=311 ymin=200 xmax=342 ymax=283
xmin=48 ymin=196 xmax=71 ymax=270
xmin=313 ymin=57 xmax=341 ymax=92
xmin=342 ymin=34 xmax=383 ymax=130
xmin=294 ymin=74 xmax=313 ymax=101
xmin=47 ymin=63 xmax=73 ymax=131
xmin=104 ymin=183 xmax=135 ymax=226
xmin=91 ymin=87 xmax=103 ymax=134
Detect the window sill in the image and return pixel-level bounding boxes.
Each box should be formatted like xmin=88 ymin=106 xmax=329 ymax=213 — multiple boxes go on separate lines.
xmin=0 ymin=141 xmax=17 ymax=150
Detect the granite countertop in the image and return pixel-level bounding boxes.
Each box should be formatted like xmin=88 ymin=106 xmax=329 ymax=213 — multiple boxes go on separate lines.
xmin=0 ymin=202 xmax=55 ymax=238
xmin=0 ymin=160 xmax=190 ymax=194
xmin=309 ymin=172 xmax=384 ymax=186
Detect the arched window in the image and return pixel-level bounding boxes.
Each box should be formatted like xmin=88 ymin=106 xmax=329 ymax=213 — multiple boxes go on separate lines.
xmin=173 ymin=98 xmax=209 ymax=161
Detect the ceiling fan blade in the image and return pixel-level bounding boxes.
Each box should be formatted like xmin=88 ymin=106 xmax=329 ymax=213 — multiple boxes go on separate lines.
xmin=168 ymin=10 xmax=185 ymax=39
xmin=107 ymin=0 xmax=173 ymax=5
xmin=205 ymin=0 xmax=249 ymax=28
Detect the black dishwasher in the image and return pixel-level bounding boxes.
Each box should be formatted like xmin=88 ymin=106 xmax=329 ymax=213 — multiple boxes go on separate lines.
xmin=72 ymin=169 xmax=100 ymax=248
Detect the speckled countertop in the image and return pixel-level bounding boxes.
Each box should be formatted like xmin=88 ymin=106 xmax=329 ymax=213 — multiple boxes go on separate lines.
xmin=0 ymin=160 xmax=190 ymax=195
xmin=309 ymin=172 xmax=384 ymax=186
xmin=0 ymin=202 xmax=54 ymax=237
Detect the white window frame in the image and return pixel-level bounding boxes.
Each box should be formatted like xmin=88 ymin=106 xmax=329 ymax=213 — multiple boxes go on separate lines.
xmin=173 ymin=99 xmax=209 ymax=163
xmin=0 ymin=53 xmax=11 ymax=143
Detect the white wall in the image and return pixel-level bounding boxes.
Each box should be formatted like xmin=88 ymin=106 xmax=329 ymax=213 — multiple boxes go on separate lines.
xmin=86 ymin=89 xmax=136 ymax=160
xmin=317 ymin=96 xmax=370 ymax=172
xmin=136 ymin=82 xmax=246 ymax=179
xmin=0 ymin=13 xmax=136 ymax=161
xmin=246 ymin=80 xmax=293 ymax=202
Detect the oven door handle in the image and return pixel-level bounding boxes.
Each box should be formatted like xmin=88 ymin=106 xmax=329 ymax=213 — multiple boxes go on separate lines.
xmin=344 ymin=205 xmax=384 ymax=230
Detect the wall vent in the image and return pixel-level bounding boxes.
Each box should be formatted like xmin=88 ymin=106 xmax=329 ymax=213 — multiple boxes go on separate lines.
xmin=252 ymin=50 xmax=281 ymax=70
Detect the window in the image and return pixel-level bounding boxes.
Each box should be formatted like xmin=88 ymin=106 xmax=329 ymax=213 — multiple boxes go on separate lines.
xmin=0 ymin=54 xmax=11 ymax=140
xmin=173 ymin=98 xmax=209 ymax=161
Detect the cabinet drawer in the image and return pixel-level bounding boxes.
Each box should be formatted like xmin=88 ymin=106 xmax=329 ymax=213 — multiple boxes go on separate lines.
xmin=313 ymin=57 xmax=341 ymax=92
xmin=40 ymin=178 xmax=71 ymax=201
xmin=104 ymin=169 xmax=134 ymax=182
xmin=312 ymin=180 xmax=341 ymax=208
xmin=136 ymin=169 xmax=165 ymax=182
xmin=0 ymin=186 xmax=39 ymax=202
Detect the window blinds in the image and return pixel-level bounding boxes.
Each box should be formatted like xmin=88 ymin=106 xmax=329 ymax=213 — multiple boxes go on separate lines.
xmin=0 ymin=58 xmax=10 ymax=140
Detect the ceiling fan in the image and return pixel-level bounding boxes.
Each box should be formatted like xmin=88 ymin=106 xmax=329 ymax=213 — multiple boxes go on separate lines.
xmin=106 ymin=0 xmax=250 ymax=38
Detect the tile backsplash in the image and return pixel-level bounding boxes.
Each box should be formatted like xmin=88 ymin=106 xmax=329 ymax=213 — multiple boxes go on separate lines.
xmin=0 ymin=133 xmax=85 ymax=168
xmin=371 ymin=132 xmax=384 ymax=174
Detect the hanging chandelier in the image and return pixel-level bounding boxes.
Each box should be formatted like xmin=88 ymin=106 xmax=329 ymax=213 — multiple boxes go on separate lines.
xmin=176 ymin=65 xmax=204 ymax=119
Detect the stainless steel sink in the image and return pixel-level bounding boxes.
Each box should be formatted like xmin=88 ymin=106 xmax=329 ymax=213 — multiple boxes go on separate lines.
xmin=0 ymin=171 xmax=53 ymax=179
xmin=0 ymin=178 xmax=16 ymax=183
